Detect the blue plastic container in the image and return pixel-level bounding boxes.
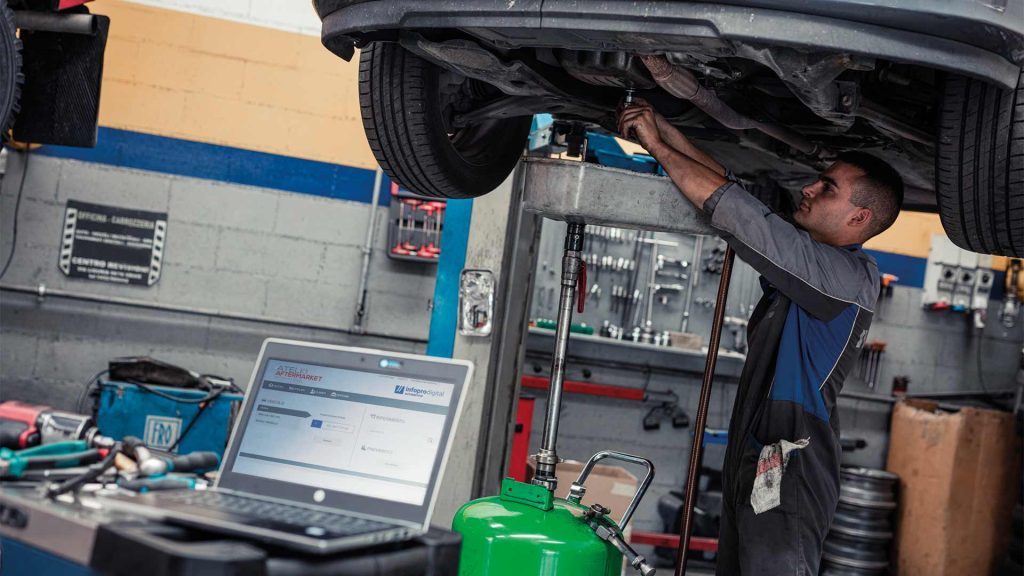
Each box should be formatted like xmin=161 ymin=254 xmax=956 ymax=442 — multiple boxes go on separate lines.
xmin=96 ymin=381 xmax=243 ymax=457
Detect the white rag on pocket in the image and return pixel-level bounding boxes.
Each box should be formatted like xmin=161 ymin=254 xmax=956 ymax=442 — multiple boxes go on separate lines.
xmin=750 ymin=438 xmax=810 ymax=515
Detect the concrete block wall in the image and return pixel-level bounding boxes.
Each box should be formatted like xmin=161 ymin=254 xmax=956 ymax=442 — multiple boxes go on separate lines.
xmin=836 ymin=288 xmax=1022 ymax=469
xmin=0 ymin=0 xmax=400 ymax=411
xmin=0 ymin=151 xmax=436 ymax=408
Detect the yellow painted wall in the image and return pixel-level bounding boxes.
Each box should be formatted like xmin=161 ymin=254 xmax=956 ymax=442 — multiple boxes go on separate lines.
xmin=92 ymin=0 xmax=378 ymax=170
xmin=864 ymin=212 xmax=945 ymax=257
xmin=866 ymin=212 xmax=1008 ymax=269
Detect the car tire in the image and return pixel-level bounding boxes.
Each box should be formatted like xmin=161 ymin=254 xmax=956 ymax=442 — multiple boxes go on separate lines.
xmin=936 ymin=69 xmax=1024 ymax=256
xmin=359 ymin=42 xmax=531 ymax=199
xmin=0 ymin=0 xmax=21 ymax=143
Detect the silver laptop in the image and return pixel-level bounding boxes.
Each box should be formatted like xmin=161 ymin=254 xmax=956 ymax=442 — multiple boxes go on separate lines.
xmin=97 ymin=338 xmax=472 ymax=554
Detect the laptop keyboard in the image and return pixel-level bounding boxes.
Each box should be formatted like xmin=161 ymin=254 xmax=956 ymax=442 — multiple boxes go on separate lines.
xmin=156 ymin=490 xmax=393 ymax=537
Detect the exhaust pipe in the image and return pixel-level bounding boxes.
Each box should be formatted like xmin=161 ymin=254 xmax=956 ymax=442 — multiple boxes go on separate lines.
xmin=640 ymin=55 xmax=822 ymax=157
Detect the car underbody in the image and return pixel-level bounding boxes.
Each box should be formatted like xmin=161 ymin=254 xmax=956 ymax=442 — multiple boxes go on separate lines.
xmin=319 ymin=0 xmax=1023 ymax=211
xmin=317 ymin=0 xmax=1024 ymax=255
xmin=403 ymin=32 xmax=943 ymax=207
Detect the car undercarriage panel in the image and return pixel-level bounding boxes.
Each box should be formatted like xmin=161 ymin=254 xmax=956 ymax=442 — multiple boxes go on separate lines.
xmin=321 ymin=0 xmax=1023 ymax=88
xmin=318 ymin=0 xmax=1019 ymax=212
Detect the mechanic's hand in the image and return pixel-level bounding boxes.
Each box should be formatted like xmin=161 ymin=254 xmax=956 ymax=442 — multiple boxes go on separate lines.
xmin=629 ymin=97 xmax=688 ymax=148
xmin=618 ymin=103 xmax=663 ymax=154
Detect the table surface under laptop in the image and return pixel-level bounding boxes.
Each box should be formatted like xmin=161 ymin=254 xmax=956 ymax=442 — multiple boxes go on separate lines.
xmin=0 ymin=485 xmax=460 ymax=576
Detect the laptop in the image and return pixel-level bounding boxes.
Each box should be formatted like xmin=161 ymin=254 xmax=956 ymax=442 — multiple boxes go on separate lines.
xmin=97 ymin=338 xmax=472 ymax=554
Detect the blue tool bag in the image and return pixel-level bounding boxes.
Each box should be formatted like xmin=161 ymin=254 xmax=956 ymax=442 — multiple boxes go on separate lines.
xmin=96 ymin=381 xmax=242 ymax=458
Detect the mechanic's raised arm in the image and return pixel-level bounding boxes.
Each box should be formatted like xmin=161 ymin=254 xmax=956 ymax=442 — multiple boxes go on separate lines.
xmin=654 ymin=115 xmax=728 ymax=179
xmin=702 ymin=181 xmax=876 ymax=320
xmin=618 ymin=105 xmax=729 ymax=208
xmin=619 ymin=104 xmax=875 ymax=320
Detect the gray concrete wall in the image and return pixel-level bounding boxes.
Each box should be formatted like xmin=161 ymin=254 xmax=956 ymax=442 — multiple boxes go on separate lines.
xmin=835 ymin=288 xmax=1021 ymax=467
xmin=0 ymin=150 xmax=437 ymax=408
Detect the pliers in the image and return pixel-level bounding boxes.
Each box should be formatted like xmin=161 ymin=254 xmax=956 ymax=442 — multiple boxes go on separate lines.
xmin=0 ymin=441 xmax=104 ymax=479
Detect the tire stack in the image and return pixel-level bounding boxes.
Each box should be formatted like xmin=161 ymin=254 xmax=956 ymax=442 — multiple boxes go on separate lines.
xmin=820 ymin=467 xmax=899 ymax=576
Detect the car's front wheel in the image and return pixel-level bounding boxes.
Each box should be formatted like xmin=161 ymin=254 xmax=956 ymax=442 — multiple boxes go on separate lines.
xmin=936 ymin=68 xmax=1024 ymax=257
xmin=359 ymin=42 xmax=531 ymax=199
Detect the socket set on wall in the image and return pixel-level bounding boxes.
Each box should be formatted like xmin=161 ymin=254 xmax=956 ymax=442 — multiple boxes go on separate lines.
xmin=387 ymin=185 xmax=446 ymax=263
xmin=531 ymin=221 xmax=763 ymax=352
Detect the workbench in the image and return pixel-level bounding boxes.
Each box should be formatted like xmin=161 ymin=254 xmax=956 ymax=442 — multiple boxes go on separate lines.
xmin=0 ymin=485 xmax=460 ymax=576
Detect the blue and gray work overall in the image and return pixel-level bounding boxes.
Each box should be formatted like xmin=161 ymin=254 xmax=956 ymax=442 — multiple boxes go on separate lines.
xmin=701 ymin=181 xmax=880 ymax=575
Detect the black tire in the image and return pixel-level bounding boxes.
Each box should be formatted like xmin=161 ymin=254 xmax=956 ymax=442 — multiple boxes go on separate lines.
xmin=936 ymin=69 xmax=1024 ymax=256
xmin=359 ymin=42 xmax=531 ymax=199
xmin=0 ymin=0 xmax=21 ymax=142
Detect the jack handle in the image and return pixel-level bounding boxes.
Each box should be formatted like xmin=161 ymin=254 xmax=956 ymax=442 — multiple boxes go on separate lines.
xmin=567 ymin=450 xmax=654 ymax=528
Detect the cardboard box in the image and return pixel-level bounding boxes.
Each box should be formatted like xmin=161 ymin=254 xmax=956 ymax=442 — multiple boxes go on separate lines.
xmin=886 ymin=400 xmax=1021 ymax=576
xmin=667 ymin=331 xmax=703 ymax=351
xmin=526 ymin=459 xmax=640 ymax=530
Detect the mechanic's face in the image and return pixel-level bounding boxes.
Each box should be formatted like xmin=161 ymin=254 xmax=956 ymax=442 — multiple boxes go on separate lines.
xmin=794 ymin=162 xmax=872 ymax=245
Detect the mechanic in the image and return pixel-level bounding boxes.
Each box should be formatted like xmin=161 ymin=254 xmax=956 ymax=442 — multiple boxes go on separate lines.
xmin=619 ymin=101 xmax=902 ymax=575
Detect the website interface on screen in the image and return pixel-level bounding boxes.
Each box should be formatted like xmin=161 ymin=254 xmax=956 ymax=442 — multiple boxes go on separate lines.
xmin=231 ymin=359 xmax=455 ymax=506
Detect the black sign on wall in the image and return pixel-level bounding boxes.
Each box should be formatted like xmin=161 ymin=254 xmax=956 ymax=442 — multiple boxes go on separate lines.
xmin=58 ymin=200 xmax=168 ymax=286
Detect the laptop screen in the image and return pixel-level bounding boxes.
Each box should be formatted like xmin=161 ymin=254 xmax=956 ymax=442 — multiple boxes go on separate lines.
xmin=217 ymin=339 xmax=471 ymax=528
xmin=231 ymin=359 xmax=453 ymax=506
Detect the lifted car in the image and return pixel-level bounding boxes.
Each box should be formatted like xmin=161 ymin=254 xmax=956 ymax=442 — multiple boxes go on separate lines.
xmin=316 ymin=0 xmax=1024 ymax=257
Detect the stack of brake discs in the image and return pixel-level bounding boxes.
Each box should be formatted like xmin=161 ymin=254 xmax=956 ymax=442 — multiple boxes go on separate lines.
xmin=821 ymin=467 xmax=899 ymax=576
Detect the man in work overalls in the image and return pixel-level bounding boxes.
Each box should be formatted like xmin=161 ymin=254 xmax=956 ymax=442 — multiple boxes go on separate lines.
xmin=619 ymin=101 xmax=903 ymax=575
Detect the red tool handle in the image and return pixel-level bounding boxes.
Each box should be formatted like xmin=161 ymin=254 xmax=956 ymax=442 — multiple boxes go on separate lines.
xmin=0 ymin=401 xmax=48 ymax=449
xmin=577 ymin=260 xmax=587 ymax=313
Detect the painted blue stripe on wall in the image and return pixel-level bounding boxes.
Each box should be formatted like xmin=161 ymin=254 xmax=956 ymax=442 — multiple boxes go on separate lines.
xmin=427 ymin=198 xmax=473 ymax=358
xmin=864 ymin=249 xmax=926 ymax=288
xmin=862 ymin=250 xmax=1007 ymax=298
xmin=36 ymin=127 xmax=390 ymax=206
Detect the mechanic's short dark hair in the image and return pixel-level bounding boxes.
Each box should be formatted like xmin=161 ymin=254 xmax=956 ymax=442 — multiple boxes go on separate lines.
xmin=835 ymin=151 xmax=903 ymax=239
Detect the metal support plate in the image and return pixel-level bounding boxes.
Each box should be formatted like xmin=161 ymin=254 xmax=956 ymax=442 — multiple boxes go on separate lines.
xmin=521 ymin=157 xmax=715 ymax=235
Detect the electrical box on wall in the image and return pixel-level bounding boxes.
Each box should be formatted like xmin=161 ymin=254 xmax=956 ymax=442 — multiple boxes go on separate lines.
xmin=921 ymin=234 xmax=994 ymax=314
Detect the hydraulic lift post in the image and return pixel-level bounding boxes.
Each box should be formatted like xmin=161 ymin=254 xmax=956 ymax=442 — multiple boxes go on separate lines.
xmin=521 ymin=157 xmax=739 ymax=574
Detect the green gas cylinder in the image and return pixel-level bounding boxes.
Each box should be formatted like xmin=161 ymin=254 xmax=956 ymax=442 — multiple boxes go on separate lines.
xmin=453 ymin=478 xmax=622 ymax=576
